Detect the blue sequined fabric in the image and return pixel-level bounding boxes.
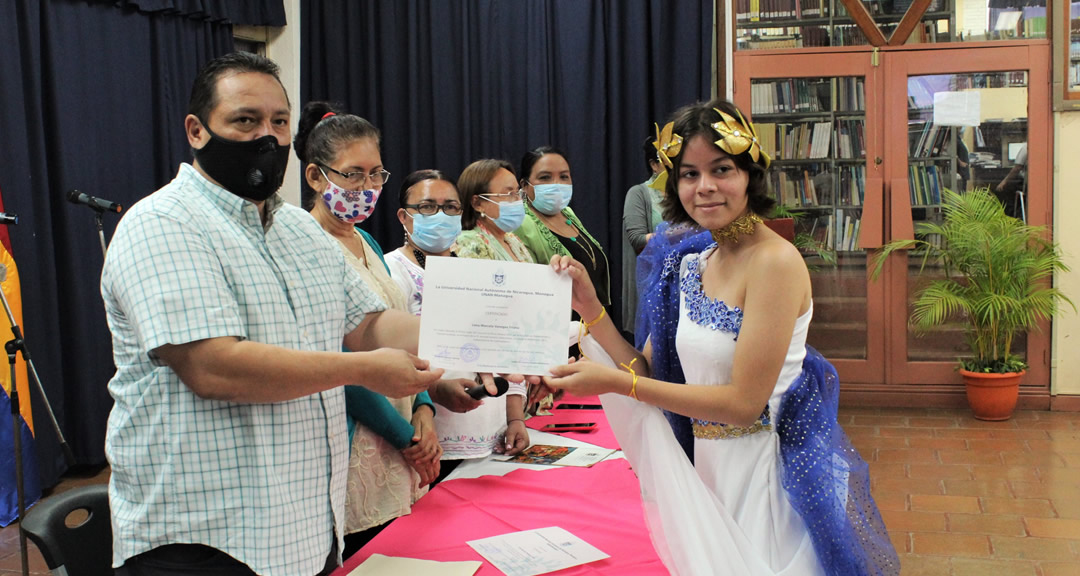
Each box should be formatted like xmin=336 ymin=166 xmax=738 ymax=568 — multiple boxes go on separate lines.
xmin=635 ymin=223 xmax=715 ymax=460
xmin=779 ymin=347 xmax=900 ymax=576
xmin=680 ymin=248 xmax=744 ymax=338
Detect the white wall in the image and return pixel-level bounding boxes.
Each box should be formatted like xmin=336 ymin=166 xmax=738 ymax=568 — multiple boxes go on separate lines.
xmin=1053 ymin=110 xmax=1080 ymax=395
xmin=265 ymin=0 xmax=302 ymax=207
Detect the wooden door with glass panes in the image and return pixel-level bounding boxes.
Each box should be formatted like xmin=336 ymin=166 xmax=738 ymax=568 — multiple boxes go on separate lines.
xmin=733 ymin=0 xmax=1053 ymax=405
xmin=734 ymin=52 xmax=888 ymax=387
xmin=877 ymin=44 xmax=1051 ymax=408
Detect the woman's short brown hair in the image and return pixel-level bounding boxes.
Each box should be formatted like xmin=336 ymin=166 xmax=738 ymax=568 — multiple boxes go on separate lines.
xmin=658 ymin=99 xmax=774 ymax=226
xmin=458 ymin=159 xmax=515 ymax=230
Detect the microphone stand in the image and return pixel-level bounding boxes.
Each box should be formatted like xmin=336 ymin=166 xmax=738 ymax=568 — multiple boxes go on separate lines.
xmin=2 ymin=265 xmax=74 ymax=576
xmin=94 ymin=209 xmax=107 ymax=258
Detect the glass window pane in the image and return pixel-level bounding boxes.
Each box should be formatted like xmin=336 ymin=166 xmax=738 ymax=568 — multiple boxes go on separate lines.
xmin=735 ymin=0 xmax=1048 ymax=49
xmin=751 ymin=76 xmax=869 ymax=359
xmin=905 ymin=71 xmax=1029 ymax=362
xmin=1070 ymin=3 xmax=1080 ymax=92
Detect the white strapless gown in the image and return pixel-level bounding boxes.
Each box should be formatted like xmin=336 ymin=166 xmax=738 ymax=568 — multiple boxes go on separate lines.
xmin=587 ymin=251 xmax=825 ymax=576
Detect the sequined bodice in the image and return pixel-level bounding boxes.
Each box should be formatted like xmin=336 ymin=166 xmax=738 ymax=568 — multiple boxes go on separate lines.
xmin=680 ymin=245 xmax=744 ymax=338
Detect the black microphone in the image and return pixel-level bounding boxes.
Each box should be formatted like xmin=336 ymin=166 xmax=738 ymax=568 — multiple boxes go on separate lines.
xmin=0 ymin=212 xmax=17 ymax=225
xmin=466 ymin=376 xmax=510 ymax=400
xmin=67 ymin=189 xmax=123 ymax=213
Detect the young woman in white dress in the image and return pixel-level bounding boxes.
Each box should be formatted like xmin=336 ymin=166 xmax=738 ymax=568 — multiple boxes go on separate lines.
xmin=545 ymin=99 xmax=898 ymax=576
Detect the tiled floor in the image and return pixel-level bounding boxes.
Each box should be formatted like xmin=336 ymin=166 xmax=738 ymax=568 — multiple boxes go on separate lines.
xmin=1 ymin=407 xmax=1078 ymax=575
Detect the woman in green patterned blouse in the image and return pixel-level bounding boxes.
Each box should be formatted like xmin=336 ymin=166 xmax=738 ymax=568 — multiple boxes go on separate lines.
xmin=515 ymin=146 xmax=611 ymax=310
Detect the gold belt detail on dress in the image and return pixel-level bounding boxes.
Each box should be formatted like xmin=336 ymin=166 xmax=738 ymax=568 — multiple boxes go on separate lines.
xmin=692 ymin=418 xmax=773 ymax=439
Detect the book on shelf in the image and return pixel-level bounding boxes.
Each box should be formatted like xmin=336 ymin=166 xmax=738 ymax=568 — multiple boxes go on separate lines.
xmin=838 ymin=165 xmax=865 ymax=206
xmin=834 ymin=118 xmax=865 ymax=158
xmin=750 ymin=79 xmax=831 ymax=114
xmin=909 ymin=122 xmax=951 ymax=158
xmin=834 ymin=212 xmax=862 ymax=251
xmin=836 ymin=77 xmax=866 ymax=112
xmin=736 ymin=0 xmax=827 ymax=22
xmin=908 ymin=164 xmax=943 ymax=206
xmin=773 ymin=168 xmax=822 ymax=207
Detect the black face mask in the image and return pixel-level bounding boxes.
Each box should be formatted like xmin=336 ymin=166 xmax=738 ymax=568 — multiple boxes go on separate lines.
xmin=192 ymin=122 xmax=291 ymax=202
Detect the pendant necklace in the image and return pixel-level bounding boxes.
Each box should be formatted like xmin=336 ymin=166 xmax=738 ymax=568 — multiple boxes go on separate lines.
xmin=566 ymin=218 xmax=598 ymax=268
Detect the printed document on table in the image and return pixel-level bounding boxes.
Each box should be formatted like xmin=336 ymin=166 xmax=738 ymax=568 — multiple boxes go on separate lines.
xmin=490 ymin=444 xmax=616 ymax=468
xmin=419 ymin=257 xmax=571 ymax=375
xmin=466 ymin=526 xmax=609 ymax=576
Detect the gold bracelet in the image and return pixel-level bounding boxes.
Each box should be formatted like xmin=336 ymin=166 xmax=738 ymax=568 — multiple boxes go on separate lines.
xmin=577 ymin=307 xmax=607 ymax=362
xmin=620 ymin=358 xmax=639 ymax=400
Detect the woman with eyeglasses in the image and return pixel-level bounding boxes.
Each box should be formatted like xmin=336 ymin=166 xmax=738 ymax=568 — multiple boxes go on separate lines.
xmin=445 ymin=159 xmax=532 ymax=463
xmin=515 ymin=147 xmax=611 ymax=312
xmin=294 ymin=102 xmax=444 ymax=557
xmin=455 ymin=159 xmax=534 ymax=263
xmin=384 ymin=170 xmax=462 ymax=315
xmin=386 ymin=169 xmax=530 ymax=480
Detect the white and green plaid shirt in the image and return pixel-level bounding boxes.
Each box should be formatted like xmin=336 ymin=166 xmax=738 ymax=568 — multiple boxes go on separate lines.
xmin=101 ymin=163 xmax=386 ymax=575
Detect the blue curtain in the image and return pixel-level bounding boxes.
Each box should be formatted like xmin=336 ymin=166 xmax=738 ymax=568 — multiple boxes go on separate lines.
xmin=0 ymin=0 xmax=277 ymax=490
xmin=301 ymin=0 xmax=713 ymax=328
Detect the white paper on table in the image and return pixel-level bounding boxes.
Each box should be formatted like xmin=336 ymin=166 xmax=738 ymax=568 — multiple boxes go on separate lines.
xmin=347 ymin=553 xmax=482 ymax=576
xmin=466 ymin=526 xmax=609 ymax=576
xmin=933 ymin=91 xmax=981 ymax=127
xmin=441 ymin=430 xmax=624 ymax=482
xmin=419 ymin=257 xmax=571 ymax=376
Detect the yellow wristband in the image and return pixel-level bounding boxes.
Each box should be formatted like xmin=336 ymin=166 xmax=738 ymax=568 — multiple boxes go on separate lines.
xmin=577 ymin=308 xmax=606 ymax=362
xmin=581 ymin=307 xmax=606 ymax=328
xmin=620 ymin=358 xmax=639 ymax=400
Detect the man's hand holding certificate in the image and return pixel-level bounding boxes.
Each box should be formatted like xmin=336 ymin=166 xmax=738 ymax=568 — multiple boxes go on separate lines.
xmin=419 ymin=257 xmax=571 ymax=376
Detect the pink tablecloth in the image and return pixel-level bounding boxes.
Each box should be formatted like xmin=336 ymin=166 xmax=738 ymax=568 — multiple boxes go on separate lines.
xmin=334 ymin=394 xmax=667 ymax=575
xmin=524 ymin=393 xmax=619 ymax=449
xmin=335 ymin=461 xmax=666 ymax=575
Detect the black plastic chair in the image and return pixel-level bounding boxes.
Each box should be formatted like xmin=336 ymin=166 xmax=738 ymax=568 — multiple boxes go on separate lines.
xmin=21 ymin=483 xmax=113 ymax=576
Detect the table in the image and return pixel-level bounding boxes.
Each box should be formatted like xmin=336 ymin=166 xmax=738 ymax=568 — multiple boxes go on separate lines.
xmin=333 ymin=396 xmax=668 ymax=575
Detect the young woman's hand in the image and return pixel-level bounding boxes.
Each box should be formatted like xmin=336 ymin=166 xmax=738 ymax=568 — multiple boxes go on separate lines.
xmin=543 ymin=359 xmax=627 ymax=398
xmin=549 ymin=255 xmax=602 ymax=320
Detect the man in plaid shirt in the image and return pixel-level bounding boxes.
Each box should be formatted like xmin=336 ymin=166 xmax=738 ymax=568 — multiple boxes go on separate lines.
xmin=101 ymin=52 xmax=440 ymax=576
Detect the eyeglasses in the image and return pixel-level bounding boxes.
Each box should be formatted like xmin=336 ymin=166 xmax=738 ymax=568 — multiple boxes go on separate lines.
xmin=320 ymin=164 xmax=391 ymax=188
xmin=404 ymin=202 xmax=464 ymax=216
xmin=480 ymin=190 xmax=524 ymax=202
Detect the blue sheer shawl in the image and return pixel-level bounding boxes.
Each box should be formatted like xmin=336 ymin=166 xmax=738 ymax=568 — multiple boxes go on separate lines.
xmin=633 ymin=221 xmax=899 ymax=575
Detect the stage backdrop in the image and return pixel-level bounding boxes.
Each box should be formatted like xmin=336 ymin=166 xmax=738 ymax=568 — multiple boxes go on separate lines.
xmin=0 ymin=0 xmax=284 ymax=491
xmin=300 ymin=0 xmax=714 ymax=329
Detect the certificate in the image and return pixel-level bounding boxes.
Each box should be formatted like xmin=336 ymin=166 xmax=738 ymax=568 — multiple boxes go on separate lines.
xmin=418 ymin=257 xmax=571 ymax=375
xmin=466 ymin=526 xmax=609 ymax=576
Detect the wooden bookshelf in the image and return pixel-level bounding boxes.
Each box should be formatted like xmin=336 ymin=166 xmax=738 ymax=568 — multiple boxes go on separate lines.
xmin=752 ymin=76 xmax=867 ymax=253
xmin=734 ymin=0 xmax=955 ymax=49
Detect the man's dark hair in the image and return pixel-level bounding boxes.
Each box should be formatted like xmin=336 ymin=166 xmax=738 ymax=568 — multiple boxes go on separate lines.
xmin=188 ymin=51 xmax=290 ymax=124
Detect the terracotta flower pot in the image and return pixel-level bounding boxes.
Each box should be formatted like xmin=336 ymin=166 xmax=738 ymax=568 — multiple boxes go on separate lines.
xmin=958 ymin=369 xmax=1025 ymax=421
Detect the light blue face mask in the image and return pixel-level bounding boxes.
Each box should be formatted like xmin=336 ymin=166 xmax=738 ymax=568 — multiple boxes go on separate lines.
xmin=482 ymin=197 xmax=526 ymax=233
xmin=529 ymin=183 xmax=573 ymax=216
xmin=408 ymin=211 xmax=462 ymax=253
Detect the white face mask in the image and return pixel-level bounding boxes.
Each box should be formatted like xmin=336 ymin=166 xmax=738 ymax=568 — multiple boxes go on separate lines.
xmin=529 ymin=183 xmax=573 ymax=215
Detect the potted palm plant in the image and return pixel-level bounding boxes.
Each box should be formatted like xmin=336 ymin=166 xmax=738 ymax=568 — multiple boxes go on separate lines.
xmin=870 ymin=187 xmax=1073 ymax=420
